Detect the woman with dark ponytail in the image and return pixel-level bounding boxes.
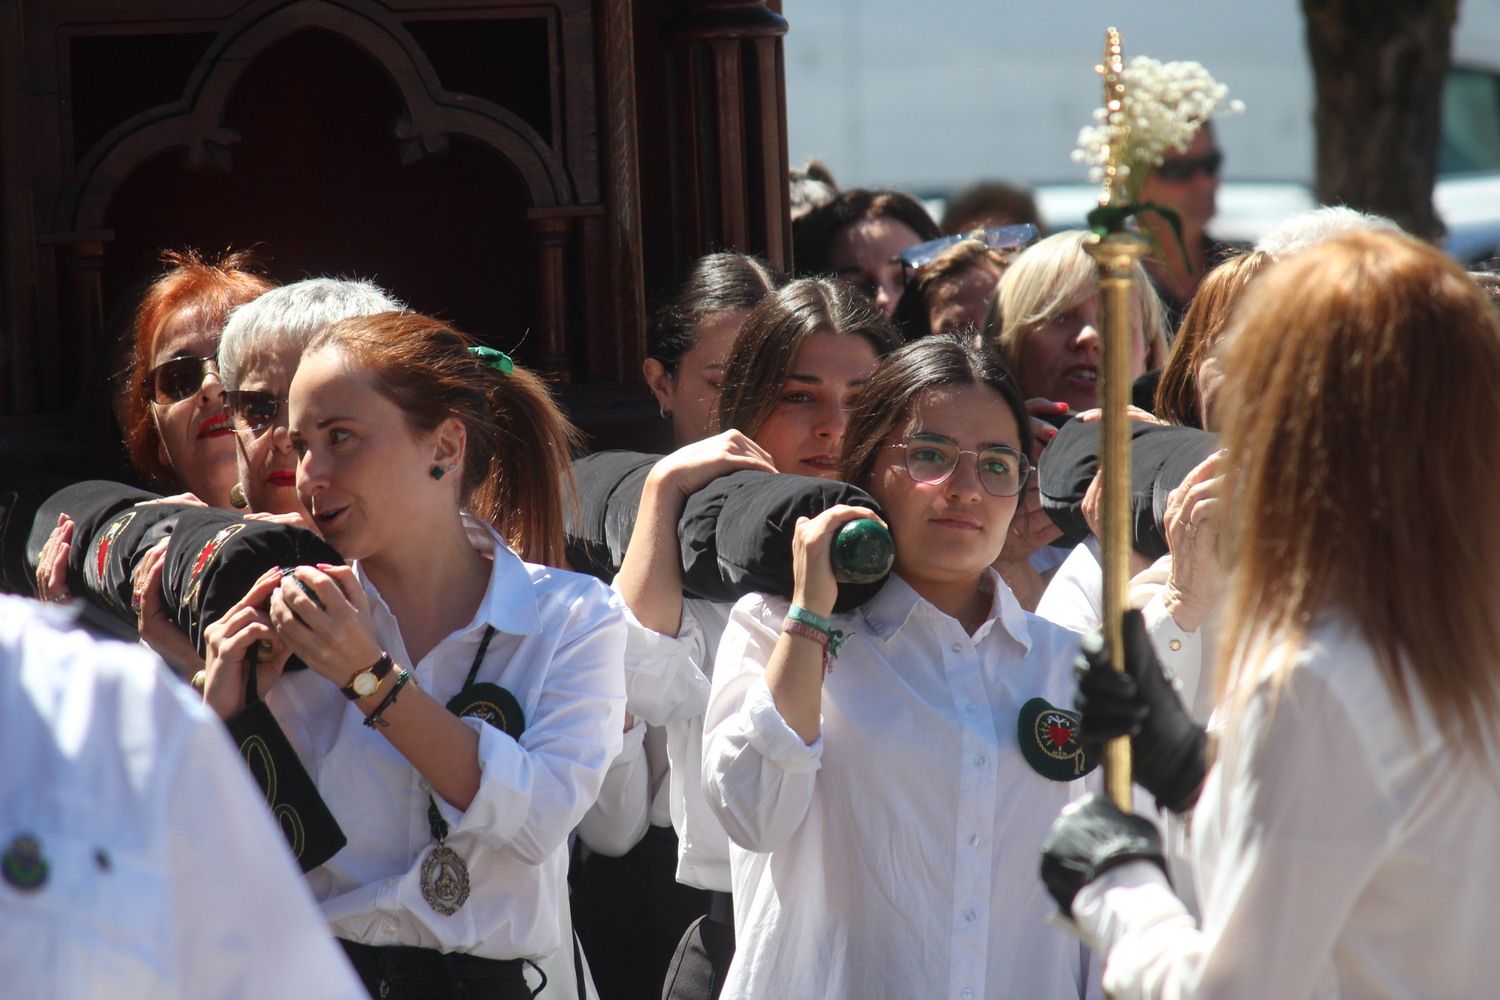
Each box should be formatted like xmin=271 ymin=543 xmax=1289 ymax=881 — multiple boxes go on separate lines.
xmin=200 ymin=311 xmax=627 ymax=999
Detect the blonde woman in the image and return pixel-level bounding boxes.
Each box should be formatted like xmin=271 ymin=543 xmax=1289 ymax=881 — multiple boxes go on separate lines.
xmin=982 ymin=230 xmax=1173 ymax=604
xmin=1043 ymin=229 xmax=1500 ymax=998
xmin=987 ymin=229 xmax=1169 ymax=417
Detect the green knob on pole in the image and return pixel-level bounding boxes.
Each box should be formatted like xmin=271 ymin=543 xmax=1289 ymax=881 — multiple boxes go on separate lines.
xmin=831 ymin=517 xmax=895 ymax=584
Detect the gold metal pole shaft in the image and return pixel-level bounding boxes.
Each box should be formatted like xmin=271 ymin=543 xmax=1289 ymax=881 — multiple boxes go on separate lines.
xmin=1086 ymin=27 xmax=1141 ymax=811
xmin=1084 ymin=232 xmax=1148 ymax=811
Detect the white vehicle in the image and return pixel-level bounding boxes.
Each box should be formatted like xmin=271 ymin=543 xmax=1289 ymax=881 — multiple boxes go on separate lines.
xmin=784 ymin=1 xmax=1500 ymax=259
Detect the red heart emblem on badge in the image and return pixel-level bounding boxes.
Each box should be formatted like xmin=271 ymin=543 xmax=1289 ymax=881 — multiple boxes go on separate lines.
xmin=1046 ymin=722 xmax=1073 ymax=750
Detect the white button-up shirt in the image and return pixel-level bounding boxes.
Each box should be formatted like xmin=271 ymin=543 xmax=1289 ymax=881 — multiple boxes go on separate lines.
xmin=269 ymin=522 xmax=627 ymax=959
xmin=614 ymin=594 xmax=734 ymax=891
xmin=0 ymin=596 xmax=363 ymax=999
xmin=1072 ymin=613 xmax=1500 ymax=999
xmin=703 ymin=571 xmax=1100 ymax=1000
xmin=1037 ymin=540 xmax=1209 ymax=720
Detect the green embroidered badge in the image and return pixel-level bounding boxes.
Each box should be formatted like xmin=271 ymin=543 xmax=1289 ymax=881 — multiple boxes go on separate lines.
xmin=1017 ymin=697 xmax=1097 ymax=781
xmin=2 ymin=834 xmax=49 ymax=891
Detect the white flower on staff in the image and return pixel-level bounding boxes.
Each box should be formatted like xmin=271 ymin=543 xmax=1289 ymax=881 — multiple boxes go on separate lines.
xmin=1073 ymin=56 xmax=1245 ymax=199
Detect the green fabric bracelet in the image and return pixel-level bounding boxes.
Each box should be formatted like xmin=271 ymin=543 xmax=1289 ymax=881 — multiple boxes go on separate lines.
xmin=786 ymin=604 xmax=846 ymax=658
xmin=786 ymin=604 xmax=834 ymax=634
xmin=363 ymin=668 xmax=412 ymax=729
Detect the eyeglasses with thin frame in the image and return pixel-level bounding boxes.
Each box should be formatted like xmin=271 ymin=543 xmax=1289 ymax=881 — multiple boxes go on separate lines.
xmin=887 ymin=432 xmax=1031 ymax=498
xmin=1154 ymin=150 xmax=1223 ymax=183
xmin=224 ymin=389 xmax=284 ymax=435
xmin=146 ymin=354 xmax=220 ymax=405
xmin=900 ymin=223 xmax=1040 ymax=281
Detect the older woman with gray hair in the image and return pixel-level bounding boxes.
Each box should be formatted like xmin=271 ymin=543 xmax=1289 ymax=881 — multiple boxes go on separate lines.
xmin=219 ymin=278 xmax=404 ymax=519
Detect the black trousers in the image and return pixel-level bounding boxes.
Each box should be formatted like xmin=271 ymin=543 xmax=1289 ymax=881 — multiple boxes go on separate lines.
xmin=339 ymin=940 xmax=539 ymax=1000
xmin=660 ymin=892 xmax=735 ymax=1000
xmin=571 ymin=825 xmax=711 ymax=1000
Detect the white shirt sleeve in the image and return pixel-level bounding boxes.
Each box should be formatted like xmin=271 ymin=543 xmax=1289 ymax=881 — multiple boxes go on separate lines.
xmin=574 ymin=718 xmax=651 ymax=856
xmin=618 ymin=597 xmax=714 ymax=726
xmin=1071 ymin=667 xmax=1389 ymax=1000
xmin=1036 ymin=541 xmax=1104 ymax=635
xmin=431 ymin=592 xmax=628 ymax=865
xmin=700 ymin=596 xmax=823 ymax=854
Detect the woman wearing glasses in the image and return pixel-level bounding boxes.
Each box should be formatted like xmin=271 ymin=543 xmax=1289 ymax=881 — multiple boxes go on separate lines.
xmin=122 ymin=250 xmax=276 ymax=508
xmin=218 ymin=278 xmax=403 ymax=519
xmin=33 ymin=250 xmax=272 ymax=603
xmin=1137 ymin=125 xmax=1231 ymax=327
xmin=702 ymin=336 xmax=1098 ymax=999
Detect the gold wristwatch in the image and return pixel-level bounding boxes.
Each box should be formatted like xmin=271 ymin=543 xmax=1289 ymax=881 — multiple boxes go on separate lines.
xmin=341 ymin=654 xmax=394 ymax=701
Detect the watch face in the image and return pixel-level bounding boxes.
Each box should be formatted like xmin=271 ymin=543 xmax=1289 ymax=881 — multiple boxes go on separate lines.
xmin=353 ymin=671 xmax=379 ymax=698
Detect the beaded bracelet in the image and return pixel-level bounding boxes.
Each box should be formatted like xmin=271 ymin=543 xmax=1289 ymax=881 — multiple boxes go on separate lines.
xmin=363 ymin=668 xmax=412 ymax=729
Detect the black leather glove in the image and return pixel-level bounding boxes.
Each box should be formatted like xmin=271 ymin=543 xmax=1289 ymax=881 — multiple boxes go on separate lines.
xmin=1075 ymin=609 xmax=1208 ymax=814
xmin=1040 ymin=793 xmax=1167 ymax=916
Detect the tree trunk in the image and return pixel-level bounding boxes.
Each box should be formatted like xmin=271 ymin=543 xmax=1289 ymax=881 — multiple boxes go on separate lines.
xmin=1302 ymin=0 xmax=1459 ymax=239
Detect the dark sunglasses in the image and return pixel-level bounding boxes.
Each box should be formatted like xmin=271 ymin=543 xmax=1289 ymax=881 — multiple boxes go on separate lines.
xmin=1154 ymin=150 xmax=1223 ymax=183
xmin=145 ymin=354 xmax=219 ymax=405
xmin=900 ymin=223 xmax=1039 ymax=279
xmin=224 ymin=389 xmax=284 ymax=435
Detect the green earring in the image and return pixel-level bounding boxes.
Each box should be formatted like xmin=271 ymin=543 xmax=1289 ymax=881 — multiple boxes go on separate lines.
xmin=430 ymin=465 xmax=445 ymax=480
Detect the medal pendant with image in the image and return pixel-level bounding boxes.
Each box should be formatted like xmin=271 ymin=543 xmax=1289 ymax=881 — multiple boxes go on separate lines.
xmin=420 ymin=842 xmax=471 ymax=915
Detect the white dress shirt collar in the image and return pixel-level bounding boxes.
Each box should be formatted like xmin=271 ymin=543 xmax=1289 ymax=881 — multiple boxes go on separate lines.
xmin=352 ymin=514 xmax=543 ymax=639
xmin=859 ymin=566 xmax=1034 ymax=653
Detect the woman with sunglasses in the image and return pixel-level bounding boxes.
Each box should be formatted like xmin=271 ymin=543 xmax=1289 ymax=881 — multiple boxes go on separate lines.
xmin=702 ymin=336 xmax=1098 ymax=999
xmin=1137 ymin=125 xmax=1232 ymax=328
xmin=124 ymin=250 xmax=276 ymax=506
xmin=614 ymin=277 xmax=899 ymax=999
xmin=201 ymin=311 xmax=627 ymax=1000
xmin=219 ymin=277 xmax=403 ymax=520
xmin=41 ymin=278 xmax=396 ymax=677
xmin=32 ymin=250 xmax=272 ymax=605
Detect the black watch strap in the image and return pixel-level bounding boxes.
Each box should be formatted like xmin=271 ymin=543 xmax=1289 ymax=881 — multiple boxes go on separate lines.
xmin=341 ymin=653 xmax=394 ymax=701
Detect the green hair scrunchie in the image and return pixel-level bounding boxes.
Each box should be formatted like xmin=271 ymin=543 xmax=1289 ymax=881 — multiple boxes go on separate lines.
xmin=468 ymin=345 xmax=515 ymax=375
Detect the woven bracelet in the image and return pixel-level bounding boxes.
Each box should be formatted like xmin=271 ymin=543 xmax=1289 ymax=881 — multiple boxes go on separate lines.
xmin=363 ymin=668 xmax=412 ymax=729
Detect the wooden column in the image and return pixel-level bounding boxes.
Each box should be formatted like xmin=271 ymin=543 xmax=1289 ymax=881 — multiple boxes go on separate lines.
xmin=671 ymin=0 xmax=791 ymax=272
xmin=528 ymin=212 xmax=573 ymax=379
xmin=36 ymin=232 xmax=111 ymax=411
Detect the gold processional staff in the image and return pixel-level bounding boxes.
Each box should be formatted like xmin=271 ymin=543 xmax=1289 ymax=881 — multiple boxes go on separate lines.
xmin=1081 ymin=27 xmax=1145 ymax=811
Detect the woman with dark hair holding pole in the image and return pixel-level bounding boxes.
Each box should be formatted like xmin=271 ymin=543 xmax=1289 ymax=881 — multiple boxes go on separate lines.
xmin=1043 ymin=229 xmax=1500 ymax=998
xmin=201 ymin=312 xmax=627 ymax=999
